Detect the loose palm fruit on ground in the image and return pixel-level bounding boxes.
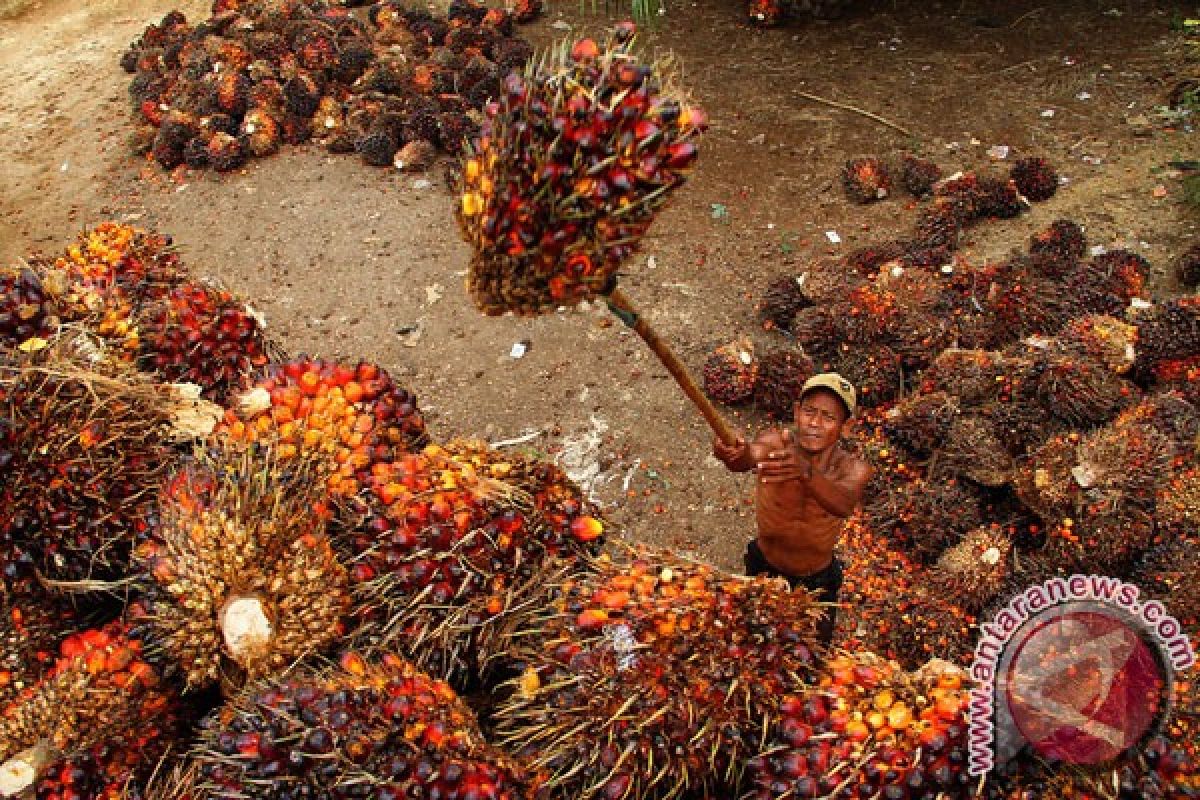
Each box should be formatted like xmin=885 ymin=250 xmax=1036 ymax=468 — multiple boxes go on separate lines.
xmin=219 ymin=356 xmax=428 ymax=500
xmin=130 ymin=445 xmax=350 ymax=692
xmin=753 ymin=347 xmax=815 ymax=419
xmin=194 ymin=651 xmax=534 ymax=799
xmin=702 ymin=338 xmax=758 ymax=405
xmin=842 ymin=156 xmax=891 ymax=203
xmin=0 ymin=352 xmax=177 ymax=596
xmin=0 ymin=624 xmax=177 ymax=798
xmin=495 ymin=545 xmax=820 ymax=800
xmin=458 ymin=26 xmax=707 ymax=314
xmin=1009 ymin=155 xmax=1059 ymax=202
xmin=137 ymin=281 xmax=275 ymax=404
xmin=346 ymin=438 xmax=603 ymax=684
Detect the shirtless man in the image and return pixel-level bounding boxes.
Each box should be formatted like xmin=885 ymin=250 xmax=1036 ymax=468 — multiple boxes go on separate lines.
xmin=713 ymin=372 xmax=872 ymax=648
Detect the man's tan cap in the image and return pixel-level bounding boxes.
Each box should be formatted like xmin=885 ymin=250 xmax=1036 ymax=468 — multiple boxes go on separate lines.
xmin=799 ymin=372 xmax=857 ymax=418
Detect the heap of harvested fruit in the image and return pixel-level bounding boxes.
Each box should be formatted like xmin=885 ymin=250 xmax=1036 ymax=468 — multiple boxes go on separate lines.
xmin=217 ymin=356 xmax=429 ymax=499
xmin=495 ymin=546 xmax=820 ymax=799
xmin=192 ymin=651 xmax=534 ymax=799
xmin=122 ymin=0 xmax=537 ymax=173
xmin=457 ymin=25 xmax=708 ymax=314
xmin=747 ymin=654 xmax=973 ymax=800
xmin=0 ymin=624 xmax=178 ymax=799
xmin=0 ymin=348 xmax=180 ymax=597
xmin=131 ymin=445 xmax=350 ymax=692
xmin=344 ymin=438 xmax=605 ymax=683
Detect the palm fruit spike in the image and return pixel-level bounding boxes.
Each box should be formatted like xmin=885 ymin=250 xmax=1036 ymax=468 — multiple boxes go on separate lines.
xmin=194 ymin=651 xmax=534 ymax=799
xmin=758 ymin=274 xmax=810 ymax=330
xmin=842 ymin=156 xmax=891 ymax=203
xmin=882 ymin=391 xmax=960 ymax=458
xmin=1135 ymin=534 xmax=1200 ymax=629
xmin=864 ymin=475 xmax=983 ymax=565
xmin=1133 ymin=296 xmax=1200 ymax=370
xmin=701 ymin=338 xmax=757 ymax=406
xmin=0 ymin=598 xmax=76 ymax=712
xmin=138 ymin=282 xmax=275 ymax=404
xmin=752 ymin=346 xmax=815 ymax=419
xmin=219 ymin=357 xmax=428 ymax=500
xmin=456 ymin=29 xmax=737 ymax=448
xmin=348 ymin=438 xmax=604 ymax=684
xmin=831 ymin=341 xmax=902 ymax=408
xmin=748 ymin=654 xmax=972 ymax=800
xmin=936 ymin=414 xmax=1015 ymax=488
xmin=922 ymin=348 xmax=1007 ymax=407
xmin=130 ymin=444 xmax=350 ymax=692
xmin=899 ymin=153 xmax=941 ymax=197
xmin=930 ymin=524 xmax=1012 ymax=613
xmin=496 ymin=546 xmax=820 ymax=800
xmin=0 ymin=623 xmax=176 ymax=798
xmin=0 ymin=350 xmax=179 ymax=596
xmin=1009 ymin=155 xmax=1058 ymax=202
xmin=1113 ymin=390 xmax=1200 ymax=455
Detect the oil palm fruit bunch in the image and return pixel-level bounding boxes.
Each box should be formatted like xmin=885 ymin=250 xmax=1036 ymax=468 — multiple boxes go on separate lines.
xmin=1028 ymin=219 xmax=1086 ymax=277
xmin=929 ymin=524 xmax=1012 ymax=613
xmin=882 ymin=390 xmax=960 ymax=458
xmin=1156 ymin=466 xmax=1200 ymax=538
xmin=1071 ymin=421 xmax=1175 ymax=513
xmin=137 ymin=282 xmax=275 ymax=404
xmin=0 ymin=351 xmax=178 ymax=596
xmin=1113 ymin=391 xmax=1199 ymax=457
xmin=747 ymin=654 xmax=974 ymax=800
xmin=1028 ymin=341 xmax=1134 ymax=429
xmin=0 ymin=623 xmax=177 ymax=799
xmin=1134 ymin=533 xmax=1200 ymax=629
xmin=842 ymin=157 xmax=891 ymax=203
xmin=192 ymin=650 xmax=534 ymax=800
xmin=1013 ymin=432 xmax=1083 ymax=521
xmin=873 ymin=584 xmax=976 ymax=669
xmin=845 ymin=240 xmax=907 ymax=277
xmin=0 ymin=265 xmax=60 ymax=349
xmin=759 ymin=274 xmax=810 ymax=330
xmin=790 ymin=305 xmax=843 ymax=365
xmin=701 ymin=338 xmax=758 ymax=406
xmin=830 ymin=341 xmax=902 ymax=408
xmin=936 ymin=414 xmax=1015 ymax=487
xmin=899 ymin=153 xmax=941 ymax=197
xmin=864 ymin=476 xmax=983 ymax=565
xmin=457 ymin=25 xmax=708 ymax=315
xmin=1133 ymin=297 xmax=1200 ymax=373
xmin=983 ymin=257 xmax=1073 ymax=343
xmin=752 ymin=346 xmax=815 ymax=418
xmin=0 ymin=597 xmax=76 ymax=712
xmin=747 ymin=0 xmax=787 ymax=26
xmin=129 ymin=444 xmax=350 ymax=693
xmin=1009 ymin=156 xmax=1058 ymax=202
xmin=1071 ymin=249 xmax=1150 ymax=317
xmin=1177 ymin=242 xmax=1200 ymax=288
xmin=495 ymin=547 xmax=820 ymax=800
xmin=345 ymin=438 xmax=603 ymax=683
xmin=1041 ymin=507 xmax=1156 ymax=575
xmin=912 ymin=196 xmax=970 ymax=250
xmin=218 ymin=356 xmax=428 ymax=500
xmin=922 ymin=348 xmax=1011 ymax=407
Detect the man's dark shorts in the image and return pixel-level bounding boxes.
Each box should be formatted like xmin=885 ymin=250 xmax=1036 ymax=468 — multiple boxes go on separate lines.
xmin=744 ymin=540 xmax=842 ymax=649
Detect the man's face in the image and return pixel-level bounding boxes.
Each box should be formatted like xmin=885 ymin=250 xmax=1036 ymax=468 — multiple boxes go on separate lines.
xmin=793 ymin=390 xmax=847 ymax=455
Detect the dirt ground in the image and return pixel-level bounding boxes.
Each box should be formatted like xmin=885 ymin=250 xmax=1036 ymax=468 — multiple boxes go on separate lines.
xmin=1 ymin=0 xmax=1197 ymax=573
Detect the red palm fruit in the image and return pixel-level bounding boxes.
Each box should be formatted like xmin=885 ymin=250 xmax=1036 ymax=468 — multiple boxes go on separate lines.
xmin=347 ymin=438 xmax=603 ymax=683
xmin=899 ymin=153 xmax=941 ymax=197
xmin=137 ymin=281 xmax=274 ymax=404
xmin=0 ymin=266 xmax=58 ymax=348
xmin=496 ymin=545 xmax=820 ymax=800
xmin=219 ymin=357 xmax=428 ymax=499
xmin=195 ymin=653 xmax=533 ymax=799
xmin=845 ymin=239 xmax=906 ymax=277
xmin=131 ymin=445 xmax=350 ymax=692
xmin=702 ymin=339 xmax=757 ymax=406
xmin=0 ymin=624 xmax=177 ymax=799
xmin=1010 ymin=155 xmax=1059 ymax=201
xmin=1 ymin=353 xmax=176 ymax=597
xmin=747 ymin=0 xmax=785 ymax=26
xmin=842 ymin=156 xmax=891 ymax=203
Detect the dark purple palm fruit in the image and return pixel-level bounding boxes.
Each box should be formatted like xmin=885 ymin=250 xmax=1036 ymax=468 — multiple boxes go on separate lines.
xmin=842 ymin=157 xmax=891 ymax=203
xmin=759 ymin=274 xmax=811 ymax=330
xmin=1175 ymin=242 xmax=1200 ymax=288
xmin=973 ymin=176 xmax=1023 ymax=219
xmin=831 ymin=342 xmax=902 ymax=408
xmin=1010 ymin=156 xmax=1059 ymax=202
xmin=883 ymin=391 xmax=959 ymax=458
xmin=206 ymin=132 xmax=245 ymax=172
xmin=899 ymin=153 xmax=941 ymax=197
xmin=702 ymin=339 xmax=758 ymax=406
xmin=753 ymin=347 xmax=816 ymax=419
xmin=1029 ymin=219 xmax=1086 ymax=277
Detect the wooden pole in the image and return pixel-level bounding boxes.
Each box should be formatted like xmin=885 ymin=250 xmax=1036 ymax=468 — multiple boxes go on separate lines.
xmin=606 ymin=287 xmax=739 ymax=447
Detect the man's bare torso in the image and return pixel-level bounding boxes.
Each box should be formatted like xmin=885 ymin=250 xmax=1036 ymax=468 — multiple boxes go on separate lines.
xmin=751 ymin=429 xmax=859 ymax=576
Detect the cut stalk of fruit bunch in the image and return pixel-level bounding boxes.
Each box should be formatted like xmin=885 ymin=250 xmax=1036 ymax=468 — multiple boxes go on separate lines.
xmin=456 ymin=24 xmax=738 ymax=445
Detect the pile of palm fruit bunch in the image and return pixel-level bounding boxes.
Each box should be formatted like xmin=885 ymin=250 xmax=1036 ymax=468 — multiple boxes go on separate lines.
xmin=121 ymin=0 xmax=538 ymax=172
xmin=455 ymin=22 xmax=708 ymax=315
xmin=745 ymin=653 xmax=975 ymax=799
xmin=492 ymin=545 xmax=823 ymax=799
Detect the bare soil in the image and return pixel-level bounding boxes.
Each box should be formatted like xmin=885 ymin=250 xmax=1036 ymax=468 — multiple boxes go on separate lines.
xmin=1 ymin=0 xmax=1197 ymax=574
